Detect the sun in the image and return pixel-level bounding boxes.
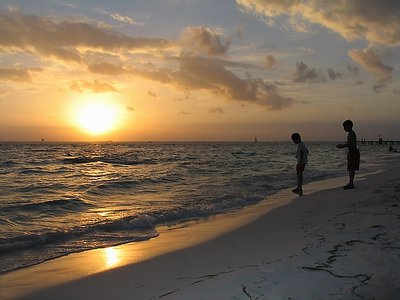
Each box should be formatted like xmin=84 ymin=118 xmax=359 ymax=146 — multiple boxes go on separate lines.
xmin=73 ymin=96 xmax=121 ymax=136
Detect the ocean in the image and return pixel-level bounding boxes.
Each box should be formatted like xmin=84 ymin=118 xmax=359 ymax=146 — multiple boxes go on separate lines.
xmin=0 ymin=141 xmax=391 ymax=274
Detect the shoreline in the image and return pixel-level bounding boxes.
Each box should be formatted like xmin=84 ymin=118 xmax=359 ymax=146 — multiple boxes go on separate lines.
xmin=1 ymin=155 xmax=399 ymax=299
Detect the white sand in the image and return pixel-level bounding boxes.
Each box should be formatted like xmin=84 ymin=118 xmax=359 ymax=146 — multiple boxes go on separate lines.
xmin=1 ymin=155 xmax=399 ymax=300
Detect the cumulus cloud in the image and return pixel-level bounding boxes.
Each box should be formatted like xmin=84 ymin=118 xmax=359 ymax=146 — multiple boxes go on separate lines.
xmin=89 ymin=56 xmax=293 ymax=110
xmin=292 ymin=62 xmax=344 ymax=83
xmin=0 ymin=10 xmax=170 ymax=63
xmin=236 ymin=0 xmax=400 ymax=46
xmin=69 ymin=80 xmax=118 ymax=93
xmin=0 ymin=67 xmax=41 ymax=82
xmin=348 ymin=48 xmax=393 ymax=82
xmin=292 ymin=61 xmax=324 ymax=83
xmin=173 ymin=56 xmax=293 ymax=109
xmin=180 ymin=26 xmax=230 ymax=56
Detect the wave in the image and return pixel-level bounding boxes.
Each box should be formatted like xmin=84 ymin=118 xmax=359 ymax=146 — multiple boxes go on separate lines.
xmin=62 ymin=156 xmax=155 ymax=166
xmin=0 ymin=160 xmax=19 ymax=167
xmin=2 ymin=196 xmax=93 ymax=214
xmin=16 ymin=183 xmax=69 ymax=193
xmin=0 ymin=214 xmax=159 ymax=261
xmin=0 ymin=191 xmax=265 ymax=272
xmin=18 ymin=167 xmax=65 ymax=175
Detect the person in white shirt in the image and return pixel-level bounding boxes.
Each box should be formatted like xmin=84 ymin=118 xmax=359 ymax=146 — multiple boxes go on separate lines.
xmin=291 ymin=132 xmax=309 ymax=194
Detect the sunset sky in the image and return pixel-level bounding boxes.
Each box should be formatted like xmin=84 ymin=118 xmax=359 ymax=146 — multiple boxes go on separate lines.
xmin=0 ymin=0 xmax=399 ymax=141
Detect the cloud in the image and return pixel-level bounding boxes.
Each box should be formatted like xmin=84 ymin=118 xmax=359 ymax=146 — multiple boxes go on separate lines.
xmin=69 ymin=80 xmax=118 ymax=93
xmin=0 ymin=10 xmax=170 ymax=63
xmin=354 ymin=80 xmax=364 ymax=85
xmin=88 ymin=62 xmax=173 ymax=83
xmin=326 ymin=68 xmax=342 ymax=80
xmin=292 ymin=61 xmax=325 ymax=83
xmin=88 ymin=62 xmax=128 ymax=75
xmin=0 ymin=67 xmax=41 ymax=82
xmin=347 ymin=64 xmax=360 ymax=76
xmin=148 ymin=90 xmax=157 ymax=97
xmin=348 ymin=48 xmax=393 ymax=82
xmin=173 ymin=56 xmax=293 ymax=110
xmin=372 ymin=84 xmax=386 ymax=93
xmin=89 ymin=56 xmax=293 ymax=110
xmin=110 ymin=13 xmax=140 ymax=25
xmin=236 ymin=0 xmax=400 ymax=46
xmin=292 ymin=62 xmax=344 ymax=83
xmin=179 ymin=26 xmax=230 ymax=56
xmin=264 ymin=54 xmax=277 ymax=69
xmin=209 ymin=107 xmax=224 ymax=114
xmin=126 ymin=106 xmax=135 ymax=111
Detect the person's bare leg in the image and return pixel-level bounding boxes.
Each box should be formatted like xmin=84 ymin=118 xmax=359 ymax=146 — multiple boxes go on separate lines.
xmin=297 ymin=171 xmax=303 ymax=190
xmin=344 ymin=170 xmax=355 ymax=189
xmin=349 ymin=170 xmax=355 ymax=186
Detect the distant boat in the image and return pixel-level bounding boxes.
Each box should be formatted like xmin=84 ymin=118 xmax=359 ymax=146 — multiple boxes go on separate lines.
xmin=254 ymin=136 xmax=258 ymax=143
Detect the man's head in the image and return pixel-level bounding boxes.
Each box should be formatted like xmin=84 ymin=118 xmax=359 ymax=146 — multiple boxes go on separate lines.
xmin=291 ymin=132 xmax=301 ymax=144
xmin=342 ymin=119 xmax=353 ymax=132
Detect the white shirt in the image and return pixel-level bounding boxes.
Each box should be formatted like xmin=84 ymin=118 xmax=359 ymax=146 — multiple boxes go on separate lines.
xmin=296 ymin=141 xmax=309 ymax=164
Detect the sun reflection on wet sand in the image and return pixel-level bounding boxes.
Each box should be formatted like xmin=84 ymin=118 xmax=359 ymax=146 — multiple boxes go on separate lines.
xmin=104 ymin=247 xmax=121 ymax=268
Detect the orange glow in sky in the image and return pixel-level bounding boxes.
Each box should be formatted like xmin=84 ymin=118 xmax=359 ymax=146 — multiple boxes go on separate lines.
xmin=0 ymin=1 xmax=399 ymax=141
xmin=73 ymin=96 xmax=121 ymax=136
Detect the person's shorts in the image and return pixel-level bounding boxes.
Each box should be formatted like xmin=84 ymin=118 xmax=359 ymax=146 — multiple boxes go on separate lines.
xmin=347 ymin=149 xmax=360 ymax=171
xmin=296 ymin=163 xmax=306 ymax=172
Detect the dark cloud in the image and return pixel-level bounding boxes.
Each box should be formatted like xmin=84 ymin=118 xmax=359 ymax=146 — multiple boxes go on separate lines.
xmin=292 ymin=62 xmax=345 ymax=83
xmin=180 ymin=26 xmax=230 ymax=56
xmin=327 ymin=68 xmax=343 ymax=80
xmin=292 ymin=61 xmax=325 ymax=83
xmin=126 ymin=106 xmax=135 ymax=111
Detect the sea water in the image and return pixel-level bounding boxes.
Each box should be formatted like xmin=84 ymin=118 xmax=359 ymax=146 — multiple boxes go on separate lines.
xmin=0 ymin=141 xmax=391 ymax=273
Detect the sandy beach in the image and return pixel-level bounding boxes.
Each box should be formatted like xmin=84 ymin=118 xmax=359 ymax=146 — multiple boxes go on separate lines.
xmin=1 ymin=155 xmax=399 ymax=300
